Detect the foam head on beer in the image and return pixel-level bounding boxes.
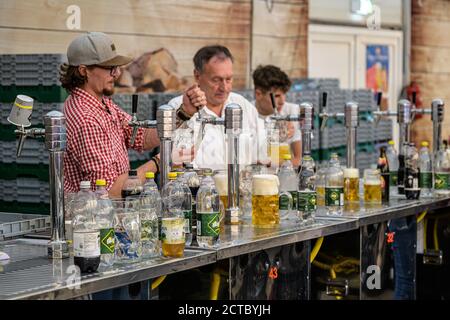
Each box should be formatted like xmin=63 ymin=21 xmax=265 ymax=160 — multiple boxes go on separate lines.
xmin=252 ymin=174 xmax=279 ymax=195
xmin=213 ymin=173 xmax=228 ymax=196
xmin=344 ymin=168 xmax=359 ymax=178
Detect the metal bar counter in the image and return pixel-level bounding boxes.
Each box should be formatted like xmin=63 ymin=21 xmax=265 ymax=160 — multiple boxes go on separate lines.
xmin=0 ymin=238 xmax=216 ymax=300
xmin=315 ymin=196 xmax=450 ymax=226
xmin=1 ymin=196 xmax=449 ymax=300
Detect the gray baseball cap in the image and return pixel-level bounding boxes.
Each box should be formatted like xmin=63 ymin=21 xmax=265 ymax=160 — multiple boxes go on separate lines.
xmin=67 ymin=32 xmax=133 ymax=67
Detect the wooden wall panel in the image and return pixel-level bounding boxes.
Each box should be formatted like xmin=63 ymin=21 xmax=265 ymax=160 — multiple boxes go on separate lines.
xmin=251 ymin=0 xmax=308 ymax=82
xmin=0 ymin=0 xmax=308 ymax=90
xmin=411 ymin=0 xmax=450 ymax=145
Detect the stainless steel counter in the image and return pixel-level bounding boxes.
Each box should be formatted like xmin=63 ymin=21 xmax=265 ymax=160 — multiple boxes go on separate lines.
xmin=1 ymin=196 xmax=449 ymax=300
xmin=0 ymin=238 xmax=216 ymax=300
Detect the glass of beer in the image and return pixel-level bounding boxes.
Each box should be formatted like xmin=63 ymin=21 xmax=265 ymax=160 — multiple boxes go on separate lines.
xmin=268 ymin=142 xmax=291 ymax=168
xmin=364 ymin=169 xmax=382 ymax=204
xmin=252 ymin=174 xmax=290 ymax=227
xmin=344 ymin=168 xmax=360 ymax=202
xmin=213 ymin=170 xmax=228 ymax=210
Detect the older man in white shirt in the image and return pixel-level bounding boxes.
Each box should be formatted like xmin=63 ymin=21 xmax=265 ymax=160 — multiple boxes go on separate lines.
xmin=169 ymin=45 xmax=266 ymax=171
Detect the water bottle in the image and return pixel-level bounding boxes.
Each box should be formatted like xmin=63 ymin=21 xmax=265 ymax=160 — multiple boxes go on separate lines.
xmin=278 ymin=154 xmax=298 ymax=220
xmin=433 ymin=142 xmax=450 ymax=197
xmin=325 ymin=153 xmax=344 ymax=215
xmin=72 ymin=181 xmax=100 ymax=273
xmin=386 ymin=140 xmax=399 ymax=196
xmin=404 ymin=143 xmax=421 ymax=200
xmin=196 ymin=171 xmax=221 ymax=248
xmin=181 ymin=163 xmax=200 ymax=246
xmin=177 ymin=171 xmax=193 ymax=246
xmin=139 ymin=172 xmax=161 ymax=258
xmin=160 ymin=172 xmax=185 ymax=257
xmin=94 ymin=179 xmax=115 ymax=267
xmin=298 ymin=155 xmax=317 ymax=224
xmin=419 ymin=141 xmax=433 ymax=197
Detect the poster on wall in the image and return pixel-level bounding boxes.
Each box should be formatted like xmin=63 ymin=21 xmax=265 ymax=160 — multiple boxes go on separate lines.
xmin=366 ymin=45 xmax=389 ymax=96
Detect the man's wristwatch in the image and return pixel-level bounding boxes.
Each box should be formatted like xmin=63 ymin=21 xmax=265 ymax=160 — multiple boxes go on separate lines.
xmin=176 ymin=103 xmax=193 ymax=121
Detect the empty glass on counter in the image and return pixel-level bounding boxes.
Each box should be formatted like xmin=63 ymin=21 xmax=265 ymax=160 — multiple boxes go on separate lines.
xmin=112 ymin=198 xmax=142 ymax=263
xmin=363 ymin=169 xmax=382 ymax=204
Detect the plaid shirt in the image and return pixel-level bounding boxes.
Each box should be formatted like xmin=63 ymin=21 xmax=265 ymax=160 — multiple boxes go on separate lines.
xmin=63 ymin=87 xmax=145 ymax=193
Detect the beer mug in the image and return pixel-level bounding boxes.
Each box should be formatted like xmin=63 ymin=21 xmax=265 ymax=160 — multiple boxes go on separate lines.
xmin=344 ymin=168 xmax=360 ymax=202
xmin=252 ymin=174 xmax=292 ymax=227
xmin=364 ymin=169 xmax=382 ymax=204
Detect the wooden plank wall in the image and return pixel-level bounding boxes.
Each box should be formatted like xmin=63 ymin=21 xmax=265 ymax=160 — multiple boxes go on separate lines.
xmin=0 ymin=0 xmax=308 ymax=90
xmin=411 ymin=0 xmax=450 ymax=145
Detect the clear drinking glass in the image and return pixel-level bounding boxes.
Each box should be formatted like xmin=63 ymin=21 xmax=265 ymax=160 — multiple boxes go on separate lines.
xmin=363 ymin=169 xmax=382 ymax=204
xmin=111 ymin=199 xmax=142 ymax=264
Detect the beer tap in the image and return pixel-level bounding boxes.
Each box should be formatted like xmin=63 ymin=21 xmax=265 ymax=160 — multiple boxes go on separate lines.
xmin=129 ymin=94 xmax=156 ymax=147
xmin=7 ymin=95 xmax=69 ymax=259
xmin=195 ymin=103 xmax=243 ymax=225
xmin=318 ymin=93 xmax=360 ymax=167
xmin=299 ymin=102 xmax=314 ymax=157
xmin=373 ymin=92 xmax=396 ymax=126
xmin=157 ymin=104 xmax=176 ymax=188
xmin=431 ymin=99 xmax=445 ymax=157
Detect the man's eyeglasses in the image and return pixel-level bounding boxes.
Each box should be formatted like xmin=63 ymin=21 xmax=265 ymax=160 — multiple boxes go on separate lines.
xmin=94 ymin=65 xmax=120 ymax=76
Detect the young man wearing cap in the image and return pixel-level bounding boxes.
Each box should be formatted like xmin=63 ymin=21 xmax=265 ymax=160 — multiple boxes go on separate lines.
xmin=168 ymin=45 xmax=266 ymax=170
xmin=60 ymin=32 xmax=160 ymax=198
xmin=252 ymin=65 xmax=302 ymax=168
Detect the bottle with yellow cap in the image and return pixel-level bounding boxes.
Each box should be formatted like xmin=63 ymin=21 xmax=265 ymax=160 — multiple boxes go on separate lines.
xmin=277 ymin=153 xmax=296 ymax=219
xmin=419 ymin=141 xmax=433 ymax=197
xmin=140 ymin=172 xmax=161 ymax=258
xmin=94 ymin=179 xmax=115 ymax=267
xmin=160 ymin=172 xmax=185 ymax=257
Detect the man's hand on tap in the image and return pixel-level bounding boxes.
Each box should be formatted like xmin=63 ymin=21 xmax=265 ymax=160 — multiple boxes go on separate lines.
xmin=182 ymin=84 xmax=207 ymax=116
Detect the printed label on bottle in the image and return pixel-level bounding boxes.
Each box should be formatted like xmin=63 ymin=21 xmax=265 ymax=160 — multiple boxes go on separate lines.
xmin=115 ymin=230 xmax=138 ymax=258
xmin=298 ymin=191 xmax=317 ymax=212
xmin=197 ymin=212 xmax=220 ymax=238
xmin=419 ymin=172 xmax=433 ymax=189
xmin=100 ymin=228 xmax=115 ymax=255
xmin=141 ymin=219 xmax=158 ymax=242
xmin=184 ymin=210 xmax=192 ymax=234
xmin=434 ymin=173 xmax=450 ymax=190
xmin=161 ymin=218 xmax=185 ymax=244
xmin=390 ymin=171 xmax=398 ymax=186
xmin=279 ymin=194 xmax=291 ymax=210
xmin=325 ymin=187 xmax=344 ymax=206
xmin=73 ymin=230 xmax=100 ymax=258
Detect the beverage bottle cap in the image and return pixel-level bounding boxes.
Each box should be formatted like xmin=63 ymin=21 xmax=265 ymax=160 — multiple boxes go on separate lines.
xmin=145 ymin=172 xmax=155 ymax=179
xmin=95 ymin=179 xmax=106 ymax=186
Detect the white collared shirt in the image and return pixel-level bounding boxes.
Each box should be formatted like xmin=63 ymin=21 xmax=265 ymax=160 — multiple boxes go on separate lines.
xmin=169 ymin=92 xmax=267 ymax=171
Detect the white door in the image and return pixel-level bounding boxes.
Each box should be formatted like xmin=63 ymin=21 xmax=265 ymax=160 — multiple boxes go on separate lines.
xmin=309 ymin=24 xmax=403 ymax=145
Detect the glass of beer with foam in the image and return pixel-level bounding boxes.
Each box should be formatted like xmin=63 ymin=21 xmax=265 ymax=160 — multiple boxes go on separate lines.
xmin=344 ymin=168 xmax=360 ymax=202
xmin=252 ymin=174 xmax=287 ymax=227
xmin=364 ymin=169 xmax=382 ymax=204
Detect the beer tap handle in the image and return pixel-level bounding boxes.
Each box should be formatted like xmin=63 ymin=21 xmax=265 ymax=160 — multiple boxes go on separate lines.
xmin=130 ymin=94 xmax=139 ymax=146
xmin=270 ymin=92 xmax=277 ymax=115
xmin=412 ymin=91 xmax=417 ymax=106
xmin=375 ymin=92 xmax=383 ymax=126
xmin=320 ymin=92 xmax=328 ymax=130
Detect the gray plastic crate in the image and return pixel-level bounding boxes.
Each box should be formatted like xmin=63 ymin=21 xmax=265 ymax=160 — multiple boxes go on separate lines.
xmin=357 ymin=120 xmax=374 ymax=143
xmin=0 ymin=178 xmax=50 ymax=204
xmin=0 ymin=54 xmax=66 ymax=86
xmin=321 ymin=123 xmax=346 ymax=148
xmin=375 ymin=119 xmax=393 ymax=141
xmin=0 ymin=212 xmax=51 ymax=241
xmin=1 ymin=139 xmax=48 ymax=165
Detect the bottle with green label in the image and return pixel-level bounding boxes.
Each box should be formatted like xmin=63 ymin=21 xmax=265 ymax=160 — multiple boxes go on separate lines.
xmin=196 ymin=171 xmax=220 ymax=248
xmin=419 ymin=141 xmax=433 ymax=197
xmin=139 ymin=172 xmax=162 ymax=258
xmin=297 ymin=155 xmax=317 ymax=224
xmin=278 ymin=153 xmax=298 ymax=220
xmin=325 ymin=153 xmax=344 ymax=215
xmin=433 ymin=143 xmax=450 ymax=197
xmin=94 ymin=179 xmax=115 ymax=268
xmin=177 ymin=172 xmax=193 ymax=246
xmin=386 ymin=140 xmax=399 ymax=197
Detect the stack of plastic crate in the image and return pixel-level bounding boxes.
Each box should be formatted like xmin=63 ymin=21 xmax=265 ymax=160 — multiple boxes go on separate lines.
xmin=375 ymin=118 xmax=393 ymax=142
xmin=0 ymin=54 xmax=68 ymax=214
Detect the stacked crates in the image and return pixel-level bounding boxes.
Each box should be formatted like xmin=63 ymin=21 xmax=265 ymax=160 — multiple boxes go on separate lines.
xmin=0 ymin=54 xmax=68 ymax=214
